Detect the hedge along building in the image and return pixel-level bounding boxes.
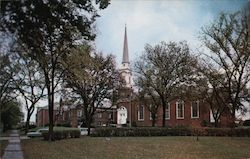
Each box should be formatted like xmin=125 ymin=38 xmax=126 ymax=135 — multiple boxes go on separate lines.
xmin=116 ymin=25 xmax=233 ymax=127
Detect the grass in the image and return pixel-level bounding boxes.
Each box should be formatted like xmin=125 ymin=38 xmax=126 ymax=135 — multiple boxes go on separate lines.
xmin=21 ymin=136 xmax=250 ymax=159
xmin=0 ymin=140 xmax=8 ymax=158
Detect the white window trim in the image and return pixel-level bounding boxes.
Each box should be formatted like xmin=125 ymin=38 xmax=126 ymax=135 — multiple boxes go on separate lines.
xmin=176 ymin=100 xmax=184 ymax=119
xmin=149 ymin=104 xmax=152 ymax=120
xmin=98 ymin=113 xmax=102 ymax=118
xmin=138 ymin=105 xmax=144 ymax=121
xmin=108 ymin=113 xmax=112 ymax=119
xmin=191 ymin=101 xmax=199 ymax=119
xmin=77 ymin=110 xmax=82 ymax=117
xmin=165 ymin=103 xmax=170 ymax=120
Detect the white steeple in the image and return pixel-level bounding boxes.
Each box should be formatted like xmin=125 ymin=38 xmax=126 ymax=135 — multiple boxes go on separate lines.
xmin=120 ymin=25 xmax=132 ymax=88
xmin=122 ymin=24 xmax=129 ymax=64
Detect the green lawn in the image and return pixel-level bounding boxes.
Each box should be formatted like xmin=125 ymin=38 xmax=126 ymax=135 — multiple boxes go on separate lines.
xmin=21 ymin=137 xmax=250 ymax=159
xmin=0 ymin=140 xmax=8 ymax=158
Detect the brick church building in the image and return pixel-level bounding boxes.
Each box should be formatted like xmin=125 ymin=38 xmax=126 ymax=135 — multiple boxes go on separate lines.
xmin=36 ymin=26 xmax=232 ymax=128
xmin=115 ymin=26 xmax=232 ymax=128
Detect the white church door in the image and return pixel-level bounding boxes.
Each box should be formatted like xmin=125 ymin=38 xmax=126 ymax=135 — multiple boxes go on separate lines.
xmin=117 ymin=106 xmax=127 ymax=125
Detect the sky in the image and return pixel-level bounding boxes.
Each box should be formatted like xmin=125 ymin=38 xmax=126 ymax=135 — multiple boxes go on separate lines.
xmin=28 ymin=0 xmax=250 ymax=122
xmin=94 ymin=0 xmax=249 ymax=120
xmin=95 ymin=0 xmax=248 ymax=65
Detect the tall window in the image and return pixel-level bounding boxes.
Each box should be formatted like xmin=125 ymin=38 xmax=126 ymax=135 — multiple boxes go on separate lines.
xmin=176 ymin=100 xmax=184 ymax=119
xmin=149 ymin=104 xmax=152 ymax=120
xmin=138 ymin=105 xmax=144 ymax=121
xmin=191 ymin=101 xmax=199 ymax=118
xmin=108 ymin=113 xmax=113 ymax=119
xmin=165 ymin=103 xmax=170 ymax=119
xmin=98 ymin=113 xmax=102 ymax=118
xmin=77 ymin=110 xmax=82 ymax=117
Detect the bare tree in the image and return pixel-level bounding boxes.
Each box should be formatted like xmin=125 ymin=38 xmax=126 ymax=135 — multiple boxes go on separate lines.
xmin=63 ymin=45 xmax=119 ymax=135
xmin=0 ymin=53 xmax=15 ymax=107
xmin=1 ymin=0 xmax=110 ymax=141
xmin=13 ymin=53 xmax=45 ymax=134
xmin=138 ymin=89 xmax=161 ymax=127
xmin=135 ymin=41 xmax=198 ymax=127
xmin=200 ymin=10 xmax=250 ymax=125
xmin=197 ymin=62 xmax=231 ymax=127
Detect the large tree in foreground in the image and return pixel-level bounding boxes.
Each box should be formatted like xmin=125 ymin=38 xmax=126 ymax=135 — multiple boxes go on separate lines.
xmin=63 ymin=45 xmax=119 ymax=135
xmin=1 ymin=0 xmax=110 ymax=140
xmin=135 ymin=41 xmax=198 ymax=127
xmin=200 ymin=10 xmax=250 ymax=124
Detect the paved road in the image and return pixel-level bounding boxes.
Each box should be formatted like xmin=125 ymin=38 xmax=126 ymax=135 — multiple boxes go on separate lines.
xmin=2 ymin=130 xmax=24 ymax=159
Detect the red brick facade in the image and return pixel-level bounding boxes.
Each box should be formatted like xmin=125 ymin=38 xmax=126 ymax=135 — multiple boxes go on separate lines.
xmin=36 ymin=94 xmax=233 ymax=128
xmin=117 ymin=97 xmax=210 ymax=127
xmin=36 ymin=107 xmax=60 ymax=127
xmin=115 ymin=88 xmax=233 ymax=127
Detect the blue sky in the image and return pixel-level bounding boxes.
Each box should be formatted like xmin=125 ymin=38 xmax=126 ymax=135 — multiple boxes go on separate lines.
xmin=95 ymin=0 xmax=248 ymax=65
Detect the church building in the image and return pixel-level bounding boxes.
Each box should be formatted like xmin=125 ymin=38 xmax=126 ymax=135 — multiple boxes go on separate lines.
xmin=36 ymin=26 xmax=233 ymax=128
xmin=115 ymin=26 xmax=232 ymax=127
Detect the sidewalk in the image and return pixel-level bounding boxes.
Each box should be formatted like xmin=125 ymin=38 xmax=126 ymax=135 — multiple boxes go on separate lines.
xmin=2 ymin=130 xmax=24 ymax=159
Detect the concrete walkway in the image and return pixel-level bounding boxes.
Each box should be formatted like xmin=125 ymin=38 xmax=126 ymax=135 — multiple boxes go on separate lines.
xmin=2 ymin=130 xmax=24 ymax=159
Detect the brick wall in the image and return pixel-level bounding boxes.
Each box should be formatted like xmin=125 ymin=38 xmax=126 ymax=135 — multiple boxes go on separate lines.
xmin=118 ymin=98 xmax=211 ymax=127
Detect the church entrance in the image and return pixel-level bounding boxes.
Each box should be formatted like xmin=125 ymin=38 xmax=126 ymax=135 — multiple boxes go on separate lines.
xmin=117 ymin=106 xmax=127 ymax=125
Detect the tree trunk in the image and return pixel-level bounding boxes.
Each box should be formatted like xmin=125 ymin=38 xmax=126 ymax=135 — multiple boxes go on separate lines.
xmin=152 ymin=114 xmax=156 ymax=127
xmin=214 ymin=118 xmax=219 ymax=127
xmin=87 ymin=119 xmax=92 ymax=136
xmin=48 ymin=91 xmax=54 ymax=141
xmin=162 ymin=101 xmax=166 ymax=127
xmin=87 ymin=124 xmax=91 ymax=136
xmin=25 ymin=112 xmax=31 ymax=134
xmin=46 ymin=78 xmax=54 ymax=141
xmin=230 ymin=108 xmax=236 ymax=128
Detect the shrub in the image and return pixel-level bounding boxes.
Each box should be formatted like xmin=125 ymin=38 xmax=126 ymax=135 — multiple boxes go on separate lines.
xmin=243 ymin=120 xmax=250 ymax=126
xmin=200 ymin=120 xmax=208 ymax=127
xmin=91 ymin=127 xmax=193 ymax=137
xmin=42 ymin=127 xmax=80 ymax=140
xmin=42 ymin=131 xmax=49 ymax=140
xmin=56 ymin=122 xmax=71 ymax=127
xmin=29 ymin=125 xmax=37 ymax=129
xmin=132 ymin=122 xmax=137 ymax=127
xmin=91 ymin=127 xmax=250 ymax=137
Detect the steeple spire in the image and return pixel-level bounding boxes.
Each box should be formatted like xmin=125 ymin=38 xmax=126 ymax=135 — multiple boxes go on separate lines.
xmin=122 ymin=24 xmax=129 ymax=64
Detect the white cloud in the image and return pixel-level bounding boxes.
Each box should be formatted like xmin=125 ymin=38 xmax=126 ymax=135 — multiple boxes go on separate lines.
xmin=95 ymin=1 xmax=216 ymax=64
